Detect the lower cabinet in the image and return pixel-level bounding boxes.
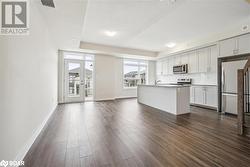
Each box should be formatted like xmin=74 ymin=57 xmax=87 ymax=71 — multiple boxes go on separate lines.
xmin=190 ymin=86 xmax=218 ymax=109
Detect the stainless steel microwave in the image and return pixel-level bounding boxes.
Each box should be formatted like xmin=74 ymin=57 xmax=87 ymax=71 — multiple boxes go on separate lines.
xmin=173 ymin=64 xmax=188 ymax=74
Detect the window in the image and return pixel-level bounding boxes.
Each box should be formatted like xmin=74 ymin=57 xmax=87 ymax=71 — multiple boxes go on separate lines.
xmin=123 ymin=59 xmax=148 ymax=88
xmin=85 ymin=60 xmax=94 ymax=100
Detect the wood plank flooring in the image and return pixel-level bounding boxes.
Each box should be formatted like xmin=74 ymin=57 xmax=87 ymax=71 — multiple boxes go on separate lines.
xmin=24 ymin=98 xmax=250 ymax=167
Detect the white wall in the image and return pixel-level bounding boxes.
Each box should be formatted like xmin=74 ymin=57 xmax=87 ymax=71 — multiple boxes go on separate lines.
xmin=94 ymin=54 xmax=156 ymax=101
xmin=0 ymin=1 xmax=58 ymax=160
xmin=94 ymin=54 xmax=116 ymax=100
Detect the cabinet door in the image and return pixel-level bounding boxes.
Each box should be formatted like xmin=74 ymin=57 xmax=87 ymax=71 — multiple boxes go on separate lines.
xmin=205 ymin=86 xmax=218 ymax=108
xmin=190 ymin=87 xmax=195 ymax=103
xmin=188 ymin=51 xmax=198 ymax=73
xmin=156 ymin=61 xmax=163 ymax=75
xmin=168 ymin=57 xmax=174 ymax=75
xmin=197 ymin=48 xmax=208 ymax=73
xmin=209 ymin=45 xmax=218 ymax=73
xmin=238 ymin=33 xmax=250 ymax=55
xmin=219 ymin=37 xmax=236 ymax=58
xmin=162 ymin=60 xmax=168 ymax=75
xmin=175 ymin=56 xmax=181 ymax=65
xmin=194 ymin=87 xmax=205 ymax=105
xmin=181 ymin=53 xmax=189 ymax=65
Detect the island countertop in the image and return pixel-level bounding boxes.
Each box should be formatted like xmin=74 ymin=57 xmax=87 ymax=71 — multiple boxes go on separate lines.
xmin=138 ymin=84 xmax=191 ymax=88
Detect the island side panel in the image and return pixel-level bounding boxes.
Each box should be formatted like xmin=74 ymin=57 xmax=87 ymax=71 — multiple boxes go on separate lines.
xmin=176 ymin=87 xmax=191 ymax=115
xmin=137 ymin=86 xmax=177 ymax=115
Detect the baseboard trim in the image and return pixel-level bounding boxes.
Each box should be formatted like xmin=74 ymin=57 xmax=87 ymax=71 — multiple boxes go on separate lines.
xmin=190 ymin=103 xmax=217 ymax=111
xmin=95 ymin=96 xmax=137 ymax=101
xmin=115 ymin=96 xmax=137 ymax=99
xmin=15 ymin=104 xmax=58 ymax=163
xmin=95 ymin=98 xmax=115 ymax=101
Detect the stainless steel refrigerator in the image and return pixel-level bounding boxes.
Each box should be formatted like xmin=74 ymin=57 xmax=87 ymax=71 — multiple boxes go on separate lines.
xmin=221 ymin=60 xmax=247 ymax=115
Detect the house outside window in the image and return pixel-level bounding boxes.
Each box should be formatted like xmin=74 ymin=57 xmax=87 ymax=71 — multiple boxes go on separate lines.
xmin=123 ymin=59 xmax=148 ymax=88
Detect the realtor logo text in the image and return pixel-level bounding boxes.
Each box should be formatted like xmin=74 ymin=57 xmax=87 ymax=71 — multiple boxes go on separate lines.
xmin=1 ymin=0 xmax=29 ymax=35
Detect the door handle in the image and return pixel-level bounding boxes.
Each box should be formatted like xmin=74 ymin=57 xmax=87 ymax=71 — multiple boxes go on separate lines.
xmin=222 ymin=69 xmax=225 ymax=92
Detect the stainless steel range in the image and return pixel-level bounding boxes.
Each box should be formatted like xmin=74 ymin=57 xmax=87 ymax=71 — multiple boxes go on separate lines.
xmin=177 ymin=78 xmax=192 ymax=85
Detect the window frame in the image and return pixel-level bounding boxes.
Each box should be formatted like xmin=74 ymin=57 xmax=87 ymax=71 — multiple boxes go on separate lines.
xmin=123 ymin=59 xmax=148 ymax=89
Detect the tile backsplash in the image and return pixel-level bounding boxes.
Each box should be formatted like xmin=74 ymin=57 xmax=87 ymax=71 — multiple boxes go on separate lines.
xmin=157 ymin=72 xmax=217 ymax=85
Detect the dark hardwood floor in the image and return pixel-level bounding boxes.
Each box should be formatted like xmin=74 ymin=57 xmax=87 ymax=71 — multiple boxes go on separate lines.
xmin=24 ymin=98 xmax=250 ymax=167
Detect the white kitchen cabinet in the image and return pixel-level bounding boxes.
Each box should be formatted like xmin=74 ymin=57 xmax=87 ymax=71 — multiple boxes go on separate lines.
xmin=208 ymin=45 xmax=218 ymax=73
xmin=219 ymin=33 xmax=250 ymax=58
xmin=188 ymin=51 xmax=198 ymax=73
xmin=168 ymin=57 xmax=174 ymax=75
xmin=175 ymin=55 xmax=181 ymax=65
xmin=238 ymin=33 xmax=250 ymax=55
xmin=191 ymin=85 xmax=218 ymax=109
xmin=197 ymin=48 xmax=208 ymax=73
xmin=162 ymin=60 xmax=168 ymax=75
xmin=190 ymin=87 xmax=195 ymax=103
xmin=205 ymin=86 xmax=217 ymax=108
xmin=193 ymin=86 xmax=205 ymax=105
xmin=181 ymin=53 xmax=189 ymax=65
xmin=219 ymin=37 xmax=236 ymax=58
xmin=156 ymin=61 xmax=163 ymax=75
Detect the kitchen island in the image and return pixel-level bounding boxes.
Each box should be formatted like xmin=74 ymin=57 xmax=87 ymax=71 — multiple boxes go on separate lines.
xmin=137 ymin=84 xmax=190 ymax=115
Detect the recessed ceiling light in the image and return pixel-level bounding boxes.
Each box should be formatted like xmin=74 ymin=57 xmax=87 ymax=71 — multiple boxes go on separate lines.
xmin=165 ymin=42 xmax=176 ymax=48
xmin=104 ymin=31 xmax=117 ymax=37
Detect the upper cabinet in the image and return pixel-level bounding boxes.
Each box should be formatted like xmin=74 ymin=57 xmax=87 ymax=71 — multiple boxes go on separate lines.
xmin=209 ymin=45 xmax=218 ymax=73
xmin=197 ymin=48 xmax=209 ymax=73
xmin=167 ymin=56 xmax=174 ymax=75
xmin=188 ymin=51 xmax=198 ymax=73
xmin=238 ymin=33 xmax=250 ymax=55
xmin=219 ymin=33 xmax=250 ymax=58
xmin=156 ymin=44 xmax=218 ymax=76
xmin=197 ymin=45 xmax=217 ymax=73
xmin=181 ymin=53 xmax=189 ymax=65
xmin=156 ymin=61 xmax=163 ymax=75
xmin=162 ymin=60 xmax=168 ymax=75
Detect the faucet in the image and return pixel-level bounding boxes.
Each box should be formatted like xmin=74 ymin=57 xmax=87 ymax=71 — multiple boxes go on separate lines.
xmin=155 ymin=80 xmax=161 ymax=85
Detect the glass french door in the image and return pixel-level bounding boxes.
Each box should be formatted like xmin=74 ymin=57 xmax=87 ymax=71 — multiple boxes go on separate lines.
xmin=64 ymin=59 xmax=85 ymax=103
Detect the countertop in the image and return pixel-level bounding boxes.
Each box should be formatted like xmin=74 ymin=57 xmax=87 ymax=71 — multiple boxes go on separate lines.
xmin=138 ymin=84 xmax=190 ymax=88
xmin=191 ymin=84 xmax=218 ymax=87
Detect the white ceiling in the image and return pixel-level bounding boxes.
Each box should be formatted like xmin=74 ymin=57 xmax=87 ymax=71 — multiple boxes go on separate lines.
xmin=81 ymin=0 xmax=250 ymax=52
xmin=35 ymin=0 xmax=87 ymax=50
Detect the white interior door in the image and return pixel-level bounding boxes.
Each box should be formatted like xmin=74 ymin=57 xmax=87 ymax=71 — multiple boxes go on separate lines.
xmin=64 ymin=59 xmax=85 ymax=103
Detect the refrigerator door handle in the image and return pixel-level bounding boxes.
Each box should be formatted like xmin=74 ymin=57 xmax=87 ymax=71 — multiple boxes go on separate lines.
xmin=222 ymin=68 xmax=225 ymax=92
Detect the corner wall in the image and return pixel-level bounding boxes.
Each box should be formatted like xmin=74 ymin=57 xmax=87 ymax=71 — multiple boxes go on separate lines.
xmin=0 ymin=1 xmax=58 ymax=160
xmin=94 ymin=54 xmax=116 ymax=100
xmin=94 ymin=54 xmax=156 ymax=101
